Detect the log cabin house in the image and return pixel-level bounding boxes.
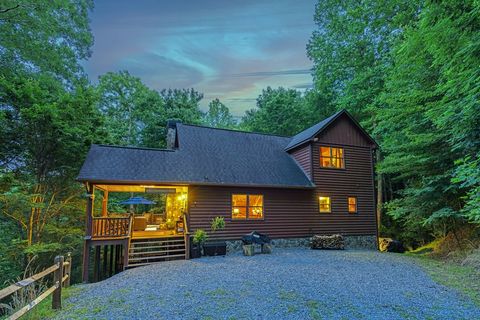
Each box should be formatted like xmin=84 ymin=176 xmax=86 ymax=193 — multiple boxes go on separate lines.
xmin=78 ymin=109 xmax=378 ymax=282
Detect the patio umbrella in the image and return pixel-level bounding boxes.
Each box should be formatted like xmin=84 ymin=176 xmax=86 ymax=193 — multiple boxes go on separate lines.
xmin=119 ymin=196 xmax=156 ymax=205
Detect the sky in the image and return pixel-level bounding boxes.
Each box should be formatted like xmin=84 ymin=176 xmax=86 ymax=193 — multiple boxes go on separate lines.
xmin=84 ymin=0 xmax=317 ymax=117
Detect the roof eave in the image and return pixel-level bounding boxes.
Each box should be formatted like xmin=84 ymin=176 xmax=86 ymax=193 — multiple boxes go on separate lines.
xmin=76 ymin=178 xmax=315 ymax=190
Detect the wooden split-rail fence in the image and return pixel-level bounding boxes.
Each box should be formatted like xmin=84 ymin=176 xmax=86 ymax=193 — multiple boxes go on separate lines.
xmin=0 ymin=253 xmax=72 ymax=320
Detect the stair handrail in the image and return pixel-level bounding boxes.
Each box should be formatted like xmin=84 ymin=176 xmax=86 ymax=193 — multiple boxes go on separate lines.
xmin=182 ymin=212 xmax=190 ymax=259
xmin=126 ymin=213 xmax=134 ymax=252
xmin=182 ymin=212 xmax=189 ymax=235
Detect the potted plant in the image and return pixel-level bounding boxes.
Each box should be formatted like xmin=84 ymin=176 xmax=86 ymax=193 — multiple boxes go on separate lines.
xmin=191 ymin=229 xmax=207 ymax=259
xmin=203 ymin=217 xmax=227 ymax=256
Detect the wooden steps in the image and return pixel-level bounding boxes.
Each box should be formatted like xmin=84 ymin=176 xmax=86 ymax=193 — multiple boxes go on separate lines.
xmin=127 ymin=236 xmax=186 ymax=268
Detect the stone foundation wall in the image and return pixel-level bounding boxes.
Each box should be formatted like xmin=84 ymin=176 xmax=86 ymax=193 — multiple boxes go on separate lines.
xmin=343 ymin=235 xmax=377 ymax=250
xmin=226 ymin=235 xmax=377 ymax=253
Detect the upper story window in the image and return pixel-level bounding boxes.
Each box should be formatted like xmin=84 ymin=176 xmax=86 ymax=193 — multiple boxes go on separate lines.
xmin=232 ymin=194 xmax=264 ymax=220
xmin=320 ymin=146 xmax=344 ymax=169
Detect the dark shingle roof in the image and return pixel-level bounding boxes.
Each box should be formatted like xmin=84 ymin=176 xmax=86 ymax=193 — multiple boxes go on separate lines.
xmin=285 ymin=110 xmax=343 ymax=151
xmin=77 ymin=124 xmax=314 ymax=188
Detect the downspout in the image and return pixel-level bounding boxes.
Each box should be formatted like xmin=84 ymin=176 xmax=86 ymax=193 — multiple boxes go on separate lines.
xmin=372 ymin=148 xmax=380 ymax=250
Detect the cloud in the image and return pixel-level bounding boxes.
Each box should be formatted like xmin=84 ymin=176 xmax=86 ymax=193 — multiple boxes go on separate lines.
xmin=85 ymin=0 xmax=318 ymax=116
xmin=228 ymin=69 xmax=311 ymax=78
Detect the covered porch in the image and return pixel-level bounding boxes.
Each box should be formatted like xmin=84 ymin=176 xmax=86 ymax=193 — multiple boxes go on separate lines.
xmin=92 ymin=184 xmax=188 ymax=240
xmin=82 ymin=183 xmax=190 ymax=282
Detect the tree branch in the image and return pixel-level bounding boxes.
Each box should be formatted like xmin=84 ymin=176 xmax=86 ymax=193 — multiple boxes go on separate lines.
xmin=0 ymin=4 xmax=20 ymax=14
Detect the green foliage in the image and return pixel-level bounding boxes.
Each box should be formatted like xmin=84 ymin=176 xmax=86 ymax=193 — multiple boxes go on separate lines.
xmin=97 ymin=70 xmax=163 ymax=146
xmin=193 ymin=229 xmax=208 ymax=245
xmin=453 ymin=155 xmax=480 ymax=223
xmin=241 ymin=87 xmax=309 ymax=136
xmin=0 ymin=220 xmax=24 ymax=285
xmin=203 ymin=99 xmax=236 ymax=129
xmin=375 ymin=0 xmax=479 ymax=236
xmin=0 ymin=0 xmax=94 ymax=83
xmin=0 ymin=73 xmax=105 ymax=181
xmin=211 ymin=217 xmax=225 ymax=232
xmin=97 ymin=72 xmax=205 ymax=148
xmin=0 ymin=0 xmax=99 ymax=285
xmin=307 ymin=0 xmax=420 ymax=124
xmin=141 ymin=88 xmax=205 ymax=148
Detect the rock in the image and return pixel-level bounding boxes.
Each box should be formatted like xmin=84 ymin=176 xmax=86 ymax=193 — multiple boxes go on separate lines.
xmin=243 ymin=244 xmax=255 ymax=256
xmin=261 ymin=243 xmax=272 ymax=254
xmin=310 ymin=234 xmax=345 ymax=250
xmin=379 ymin=238 xmax=405 ymax=253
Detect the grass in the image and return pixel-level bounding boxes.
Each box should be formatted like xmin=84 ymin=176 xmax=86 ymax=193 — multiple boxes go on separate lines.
xmin=18 ymin=285 xmax=85 ymax=320
xmin=407 ymin=253 xmax=480 ymax=306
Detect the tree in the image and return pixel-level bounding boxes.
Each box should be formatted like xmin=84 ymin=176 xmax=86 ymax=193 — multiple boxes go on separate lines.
xmin=0 ymin=0 xmax=94 ymax=83
xmin=96 ymin=71 xmax=163 ymax=146
xmin=0 ymin=0 xmax=98 ymax=283
xmin=241 ymin=87 xmax=309 ymax=136
xmin=203 ymin=99 xmax=236 ymax=129
xmin=0 ymin=73 xmax=105 ymax=247
xmin=140 ymin=88 xmax=205 ymax=148
xmin=373 ymin=0 xmax=480 ymax=243
xmin=161 ymin=88 xmax=204 ymax=124
xmin=307 ymin=0 xmax=420 ymax=125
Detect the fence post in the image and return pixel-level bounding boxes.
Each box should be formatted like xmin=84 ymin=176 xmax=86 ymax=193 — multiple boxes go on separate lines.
xmin=65 ymin=252 xmax=72 ymax=287
xmin=52 ymin=255 xmax=64 ymax=310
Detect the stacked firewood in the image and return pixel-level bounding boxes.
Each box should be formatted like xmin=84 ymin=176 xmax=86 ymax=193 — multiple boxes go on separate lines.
xmin=310 ymin=234 xmax=345 ymax=250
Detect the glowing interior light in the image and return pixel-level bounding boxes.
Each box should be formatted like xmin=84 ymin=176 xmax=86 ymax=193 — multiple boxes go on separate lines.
xmin=233 ymin=208 xmax=240 ymax=214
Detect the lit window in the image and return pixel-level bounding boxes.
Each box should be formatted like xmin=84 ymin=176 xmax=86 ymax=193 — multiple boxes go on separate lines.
xmin=320 ymin=146 xmax=344 ymax=169
xmin=232 ymin=194 xmax=247 ymax=219
xmin=232 ymin=194 xmax=263 ymax=220
xmin=348 ymin=197 xmax=357 ymax=213
xmin=319 ymin=196 xmax=331 ymax=213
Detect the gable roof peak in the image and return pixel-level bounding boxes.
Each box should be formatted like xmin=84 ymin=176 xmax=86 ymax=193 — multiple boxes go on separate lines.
xmin=285 ymin=109 xmax=377 ymax=151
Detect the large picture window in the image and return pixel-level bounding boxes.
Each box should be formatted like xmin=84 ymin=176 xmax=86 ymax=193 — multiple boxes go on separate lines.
xmin=320 ymin=146 xmax=344 ymax=169
xmin=232 ymin=194 xmax=264 ymax=220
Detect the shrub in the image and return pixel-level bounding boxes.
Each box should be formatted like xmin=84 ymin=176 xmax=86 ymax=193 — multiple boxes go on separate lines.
xmin=193 ymin=229 xmax=207 ymax=245
xmin=211 ymin=216 xmax=225 ymax=232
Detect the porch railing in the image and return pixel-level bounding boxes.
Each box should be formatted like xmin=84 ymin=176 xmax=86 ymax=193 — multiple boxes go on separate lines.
xmin=92 ymin=216 xmax=131 ymax=238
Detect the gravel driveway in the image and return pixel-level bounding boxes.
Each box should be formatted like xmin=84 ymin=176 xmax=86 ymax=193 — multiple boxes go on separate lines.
xmin=57 ymin=248 xmax=480 ymax=320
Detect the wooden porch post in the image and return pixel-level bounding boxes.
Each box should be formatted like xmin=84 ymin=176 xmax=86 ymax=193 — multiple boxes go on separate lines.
xmin=82 ymin=183 xmax=94 ymax=283
xmin=123 ymin=239 xmax=129 ymax=270
xmin=93 ymin=246 xmax=100 ymax=282
xmin=102 ymin=190 xmax=108 ymax=217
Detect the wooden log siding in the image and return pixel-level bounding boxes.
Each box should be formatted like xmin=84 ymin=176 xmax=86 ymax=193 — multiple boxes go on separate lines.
xmin=310 ymin=113 xmax=377 ymax=236
xmin=188 ymin=115 xmax=377 ymax=240
xmin=310 ymin=143 xmax=376 ymax=235
xmin=188 ymin=185 xmax=375 ymax=241
xmin=317 ymin=113 xmax=373 ymax=147
xmin=290 ymin=144 xmax=312 ymax=179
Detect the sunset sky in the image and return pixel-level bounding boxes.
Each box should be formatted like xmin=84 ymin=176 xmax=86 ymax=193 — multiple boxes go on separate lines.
xmin=85 ymin=0 xmax=317 ymax=117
